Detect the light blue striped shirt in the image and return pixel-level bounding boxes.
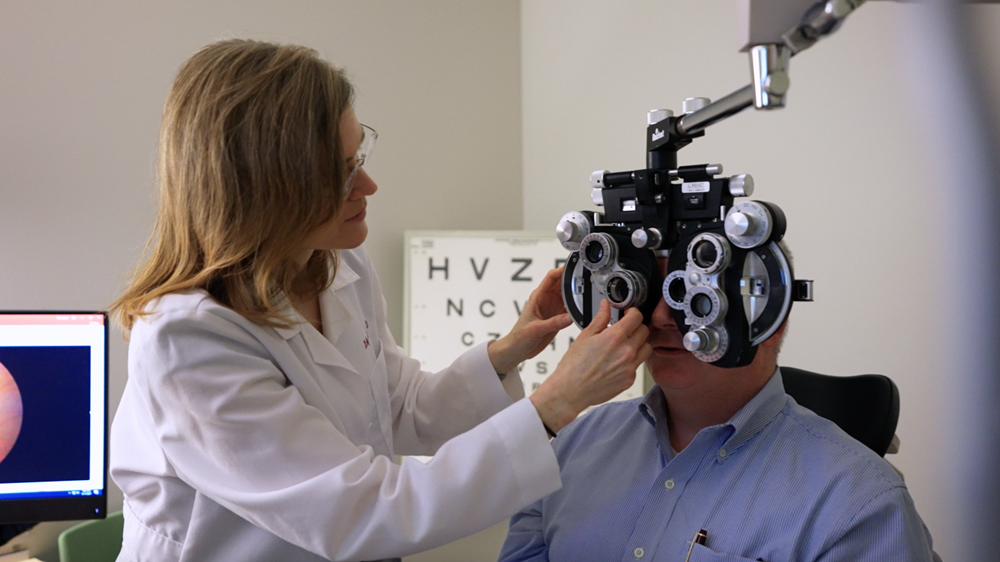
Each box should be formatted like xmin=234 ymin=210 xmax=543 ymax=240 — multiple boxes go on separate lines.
xmin=499 ymin=368 xmax=939 ymax=562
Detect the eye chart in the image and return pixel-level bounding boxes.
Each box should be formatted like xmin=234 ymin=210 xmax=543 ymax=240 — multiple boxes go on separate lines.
xmin=404 ymin=230 xmax=646 ymax=402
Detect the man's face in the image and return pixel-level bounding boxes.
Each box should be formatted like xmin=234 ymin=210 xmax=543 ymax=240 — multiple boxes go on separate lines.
xmin=646 ymin=257 xmax=784 ymax=392
xmin=645 ymin=258 xmax=725 ymax=390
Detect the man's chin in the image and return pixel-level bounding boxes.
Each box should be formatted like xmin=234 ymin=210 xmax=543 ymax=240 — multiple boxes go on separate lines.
xmin=646 ymin=348 xmax=706 ymax=378
xmin=650 ymin=346 xmax=690 ymax=360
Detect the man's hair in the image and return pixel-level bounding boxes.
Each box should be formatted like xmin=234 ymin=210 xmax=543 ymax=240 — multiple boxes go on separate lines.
xmin=111 ymin=39 xmax=354 ymax=332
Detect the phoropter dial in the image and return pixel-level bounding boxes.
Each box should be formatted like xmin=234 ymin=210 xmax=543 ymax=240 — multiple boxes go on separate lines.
xmin=683 ymin=325 xmax=730 ymax=363
xmin=662 ymin=270 xmax=688 ymax=311
xmin=556 ymin=211 xmax=593 ymax=252
xmin=605 ymin=270 xmax=648 ymax=309
xmin=687 ymin=232 xmax=731 ymax=274
xmin=683 ymin=326 xmax=721 ymax=354
xmin=684 ymin=285 xmax=728 ymax=326
xmin=724 ymin=200 xmax=786 ymax=249
xmin=579 ymin=232 xmax=617 ymax=272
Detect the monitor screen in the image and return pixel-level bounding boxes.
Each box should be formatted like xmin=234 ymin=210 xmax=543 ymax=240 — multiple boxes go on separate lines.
xmin=0 ymin=312 xmax=108 ymax=524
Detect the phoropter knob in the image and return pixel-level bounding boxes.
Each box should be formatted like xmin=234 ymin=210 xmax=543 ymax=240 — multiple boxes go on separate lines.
xmin=631 ymin=228 xmax=663 ymax=250
xmin=724 ymin=201 xmax=776 ymax=249
xmin=590 ymin=170 xmax=609 ymax=188
xmin=728 ymin=174 xmax=754 ymax=197
xmin=647 ymin=109 xmax=674 ymax=125
xmin=725 ymin=211 xmax=755 ymax=237
xmin=683 ymin=327 xmax=721 ymax=354
xmin=682 ymin=98 xmax=710 ymax=114
xmin=556 ymin=211 xmax=592 ymax=251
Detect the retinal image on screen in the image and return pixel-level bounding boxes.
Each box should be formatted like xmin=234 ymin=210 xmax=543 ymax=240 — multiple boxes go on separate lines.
xmin=0 ymin=313 xmax=107 ymax=524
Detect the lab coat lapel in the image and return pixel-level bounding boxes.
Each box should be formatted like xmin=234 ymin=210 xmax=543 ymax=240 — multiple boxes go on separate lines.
xmin=315 ymin=260 xmax=363 ymax=364
xmin=273 ymin=308 xmax=357 ymax=374
xmin=318 ymin=264 xmax=379 ymax=377
xmin=271 ymin=262 xmax=362 ymax=374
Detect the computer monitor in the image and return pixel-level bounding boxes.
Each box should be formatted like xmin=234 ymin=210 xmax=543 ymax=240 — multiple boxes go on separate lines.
xmin=0 ymin=311 xmax=108 ymax=524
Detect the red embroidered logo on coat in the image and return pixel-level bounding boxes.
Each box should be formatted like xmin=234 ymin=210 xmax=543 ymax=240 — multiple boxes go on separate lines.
xmin=363 ymin=321 xmax=370 ymax=349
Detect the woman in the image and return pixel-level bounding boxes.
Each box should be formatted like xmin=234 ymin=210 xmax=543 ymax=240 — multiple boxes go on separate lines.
xmin=110 ymin=39 xmax=650 ymax=562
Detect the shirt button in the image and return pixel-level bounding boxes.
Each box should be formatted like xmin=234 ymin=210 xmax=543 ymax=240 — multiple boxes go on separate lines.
xmin=718 ymin=448 xmax=728 ymax=458
xmin=664 ymin=479 xmax=675 ymax=490
xmin=634 ymin=547 xmax=645 ymax=558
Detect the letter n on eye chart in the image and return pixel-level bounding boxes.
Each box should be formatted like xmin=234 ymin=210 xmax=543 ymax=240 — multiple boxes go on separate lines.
xmin=404 ymin=231 xmax=646 ymax=403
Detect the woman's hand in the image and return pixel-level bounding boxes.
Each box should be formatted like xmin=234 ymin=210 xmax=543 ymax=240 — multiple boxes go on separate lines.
xmin=487 ymin=267 xmax=573 ymax=375
xmin=529 ymin=300 xmax=651 ymax=434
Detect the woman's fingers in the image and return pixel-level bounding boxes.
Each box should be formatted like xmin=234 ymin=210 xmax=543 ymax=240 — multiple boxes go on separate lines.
xmin=581 ymin=300 xmax=612 ymax=337
xmin=530 ymin=303 xmax=654 ymax=432
xmin=490 ymin=269 xmax=573 ymax=372
xmin=582 ymin=303 xmax=645 ymax=343
xmin=538 ymin=266 xmax=564 ymax=290
xmin=527 ymin=267 xmax=563 ymax=304
xmin=537 ymin=312 xmax=573 ymax=334
xmin=612 ymin=306 xmax=645 ymax=336
xmin=527 ymin=267 xmax=567 ymax=319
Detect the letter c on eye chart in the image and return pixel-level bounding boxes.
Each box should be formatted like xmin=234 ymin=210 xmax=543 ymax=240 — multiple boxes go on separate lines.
xmin=0 ymin=361 xmax=24 ymax=463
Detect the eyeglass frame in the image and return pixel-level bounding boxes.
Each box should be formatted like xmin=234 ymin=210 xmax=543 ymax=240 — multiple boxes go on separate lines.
xmin=341 ymin=124 xmax=378 ymax=202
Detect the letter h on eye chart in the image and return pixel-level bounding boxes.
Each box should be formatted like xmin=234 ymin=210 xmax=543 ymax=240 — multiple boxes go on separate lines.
xmin=404 ymin=231 xmax=645 ymax=402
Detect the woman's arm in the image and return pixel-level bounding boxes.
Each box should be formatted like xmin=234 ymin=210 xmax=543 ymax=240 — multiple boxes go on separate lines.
xmin=125 ymin=303 xmax=561 ymax=561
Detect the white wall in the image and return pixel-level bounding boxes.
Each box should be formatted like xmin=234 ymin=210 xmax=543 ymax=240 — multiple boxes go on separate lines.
xmin=521 ymin=2 xmax=999 ymax=561
xmin=0 ymin=2 xmax=521 ymax=560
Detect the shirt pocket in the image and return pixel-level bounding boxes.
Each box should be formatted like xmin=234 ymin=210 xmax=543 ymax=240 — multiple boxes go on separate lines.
xmin=689 ymin=544 xmax=761 ymax=562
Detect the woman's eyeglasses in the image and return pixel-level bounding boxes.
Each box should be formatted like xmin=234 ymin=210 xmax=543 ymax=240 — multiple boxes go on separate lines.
xmin=341 ymin=124 xmax=378 ymax=202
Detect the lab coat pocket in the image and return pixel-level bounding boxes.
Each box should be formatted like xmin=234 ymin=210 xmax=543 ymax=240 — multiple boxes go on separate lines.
xmin=688 ymin=543 xmax=760 ymax=562
xmin=367 ymin=347 xmax=394 ymax=453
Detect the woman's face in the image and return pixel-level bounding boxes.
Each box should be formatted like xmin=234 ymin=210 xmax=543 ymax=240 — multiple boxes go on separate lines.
xmin=299 ymin=106 xmax=378 ymax=261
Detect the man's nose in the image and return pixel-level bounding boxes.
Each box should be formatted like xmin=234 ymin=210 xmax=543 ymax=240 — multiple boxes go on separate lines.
xmin=650 ymin=295 xmax=676 ymax=330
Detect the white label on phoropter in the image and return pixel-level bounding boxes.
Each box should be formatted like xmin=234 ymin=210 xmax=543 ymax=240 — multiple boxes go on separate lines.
xmin=682 ymin=181 xmax=710 ymax=193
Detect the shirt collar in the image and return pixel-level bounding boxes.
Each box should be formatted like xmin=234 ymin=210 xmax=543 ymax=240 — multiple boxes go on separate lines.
xmin=636 ymin=366 xmax=788 ymax=457
xmin=722 ymin=366 xmax=788 ymax=452
xmin=638 ymin=386 xmax=675 ymax=461
xmin=638 ymin=386 xmax=668 ymax=428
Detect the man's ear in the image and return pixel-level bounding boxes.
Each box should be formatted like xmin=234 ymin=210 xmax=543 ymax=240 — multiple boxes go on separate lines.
xmin=760 ymin=319 xmax=788 ymax=350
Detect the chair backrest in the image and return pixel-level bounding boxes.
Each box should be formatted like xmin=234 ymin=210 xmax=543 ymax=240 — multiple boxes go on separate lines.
xmin=57 ymin=510 xmax=124 ymax=562
xmin=781 ymin=367 xmax=900 ymax=457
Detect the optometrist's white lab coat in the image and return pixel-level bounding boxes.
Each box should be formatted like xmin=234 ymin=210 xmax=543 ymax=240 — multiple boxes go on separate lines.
xmin=110 ymin=246 xmax=562 ymax=562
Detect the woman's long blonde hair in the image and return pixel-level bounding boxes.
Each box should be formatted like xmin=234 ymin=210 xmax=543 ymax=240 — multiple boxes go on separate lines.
xmin=111 ymin=39 xmax=354 ymax=333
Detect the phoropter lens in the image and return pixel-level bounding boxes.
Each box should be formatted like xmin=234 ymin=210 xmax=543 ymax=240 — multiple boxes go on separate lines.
xmin=585 ymin=241 xmax=604 ymax=264
xmin=691 ymin=293 xmax=713 ymax=318
xmin=607 ymin=276 xmax=630 ymax=304
xmin=693 ymin=240 xmax=718 ymax=269
xmin=667 ymin=277 xmax=686 ymax=303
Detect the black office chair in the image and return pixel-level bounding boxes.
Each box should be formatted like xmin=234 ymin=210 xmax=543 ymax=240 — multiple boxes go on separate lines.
xmin=781 ymin=366 xmax=900 ymax=457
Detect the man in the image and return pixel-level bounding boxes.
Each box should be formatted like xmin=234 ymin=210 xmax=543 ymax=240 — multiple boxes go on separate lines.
xmin=498 ymin=258 xmax=940 ymax=561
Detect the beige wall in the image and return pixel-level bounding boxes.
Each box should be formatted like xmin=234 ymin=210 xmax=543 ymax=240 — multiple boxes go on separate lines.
xmin=521 ymin=2 xmax=999 ymax=561
xmin=0 ymin=1 xmax=520 ymax=560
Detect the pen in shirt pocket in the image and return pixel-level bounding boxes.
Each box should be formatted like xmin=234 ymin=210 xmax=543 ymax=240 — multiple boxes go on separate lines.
xmin=684 ymin=529 xmax=707 ymax=562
